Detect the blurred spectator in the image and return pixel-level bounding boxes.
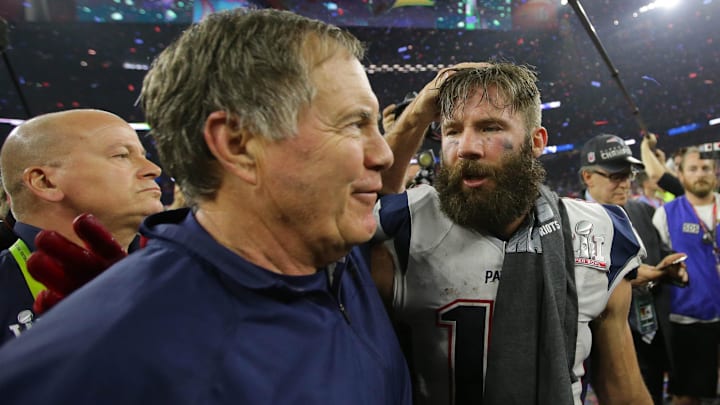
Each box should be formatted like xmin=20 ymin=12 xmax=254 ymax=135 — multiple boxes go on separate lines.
xmin=640 ymin=133 xmax=684 ymax=198
xmin=635 ymin=171 xmax=665 ymax=209
xmin=652 ymin=147 xmax=720 ymax=405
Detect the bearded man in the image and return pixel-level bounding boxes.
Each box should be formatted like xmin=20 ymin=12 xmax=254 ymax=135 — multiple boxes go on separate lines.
xmin=371 ymin=62 xmax=653 ymax=405
xmin=652 ymin=147 xmax=720 ymax=405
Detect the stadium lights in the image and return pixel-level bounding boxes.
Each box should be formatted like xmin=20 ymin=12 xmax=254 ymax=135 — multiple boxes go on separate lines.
xmin=655 ymin=0 xmax=680 ymax=8
xmin=0 ymin=118 xmax=24 ymax=126
xmin=638 ymin=0 xmax=679 ymax=14
xmin=542 ymin=143 xmax=575 ymax=155
xmin=668 ymin=122 xmax=701 ymax=136
xmin=540 ymin=101 xmax=561 ymax=110
xmin=122 ymin=62 xmax=150 ymax=71
xmin=129 ymin=123 xmax=151 ymax=130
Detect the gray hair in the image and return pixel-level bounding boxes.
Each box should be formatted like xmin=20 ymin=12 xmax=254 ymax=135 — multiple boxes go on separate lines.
xmin=437 ymin=62 xmax=542 ymax=136
xmin=141 ymin=8 xmax=364 ymax=203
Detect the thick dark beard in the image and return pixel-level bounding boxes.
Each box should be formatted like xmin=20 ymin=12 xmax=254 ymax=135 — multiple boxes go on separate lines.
xmin=682 ymin=179 xmax=716 ymax=199
xmin=435 ymin=139 xmax=546 ymax=236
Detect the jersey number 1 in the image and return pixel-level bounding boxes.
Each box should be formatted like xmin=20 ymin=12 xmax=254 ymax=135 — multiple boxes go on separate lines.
xmin=438 ymin=300 xmax=493 ymax=405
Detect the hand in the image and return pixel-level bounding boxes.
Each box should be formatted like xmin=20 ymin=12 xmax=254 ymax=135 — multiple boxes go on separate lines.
xmin=381 ymin=103 xmax=397 ymax=134
xmin=654 ymin=148 xmax=666 ymax=163
xmin=642 ymin=132 xmax=658 ymax=149
xmin=27 ymin=213 xmax=127 ymax=314
xmin=655 ymin=253 xmax=689 ymax=287
xmin=633 ymin=253 xmax=688 ymax=287
xmin=407 ymin=62 xmax=492 ymax=127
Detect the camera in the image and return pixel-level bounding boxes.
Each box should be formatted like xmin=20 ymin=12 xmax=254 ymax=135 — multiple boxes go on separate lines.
xmin=698 ymin=142 xmax=720 ymax=159
xmin=416 ymin=149 xmax=436 ymax=169
xmin=408 ymin=149 xmax=438 ymax=188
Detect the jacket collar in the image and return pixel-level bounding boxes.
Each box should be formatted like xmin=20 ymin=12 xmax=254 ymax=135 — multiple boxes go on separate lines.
xmin=140 ymin=209 xmax=340 ymax=294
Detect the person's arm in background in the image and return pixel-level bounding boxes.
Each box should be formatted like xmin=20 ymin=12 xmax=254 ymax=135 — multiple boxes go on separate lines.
xmin=631 ymin=256 xmax=688 ymax=287
xmin=380 ymin=78 xmax=440 ymax=194
xmin=640 ymin=134 xmax=667 ymax=183
xmin=381 ymin=104 xmax=397 ymax=135
xmin=652 ymin=206 xmax=671 ymax=247
xmin=656 ymin=173 xmax=684 ymax=197
xmin=589 ymin=279 xmax=653 ymax=405
xmin=640 ymin=134 xmax=684 ymax=196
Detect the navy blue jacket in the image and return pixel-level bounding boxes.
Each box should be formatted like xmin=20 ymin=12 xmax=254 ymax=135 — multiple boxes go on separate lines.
xmin=0 ymin=209 xmax=412 ymax=404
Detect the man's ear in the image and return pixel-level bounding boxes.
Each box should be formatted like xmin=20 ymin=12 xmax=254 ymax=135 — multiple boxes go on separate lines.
xmin=203 ymin=111 xmax=260 ymax=185
xmin=579 ymin=169 xmax=593 ymax=187
xmin=23 ymin=166 xmax=64 ymax=202
xmin=530 ymin=126 xmax=548 ymax=158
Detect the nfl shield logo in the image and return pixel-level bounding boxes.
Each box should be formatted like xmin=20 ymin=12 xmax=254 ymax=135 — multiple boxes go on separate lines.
xmin=587 ymin=152 xmax=596 ymax=163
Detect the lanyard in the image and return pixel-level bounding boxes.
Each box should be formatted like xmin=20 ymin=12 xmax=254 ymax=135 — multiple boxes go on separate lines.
xmin=689 ymin=199 xmax=720 ymax=280
xmin=8 ymin=239 xmax=47 ymax=299
xmin=692 ymin=198 xmax=714 ymax=230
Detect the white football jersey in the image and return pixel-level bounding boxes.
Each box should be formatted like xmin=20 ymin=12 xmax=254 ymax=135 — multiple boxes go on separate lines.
xmin=374 ymin=185 xmax=644 ymax=405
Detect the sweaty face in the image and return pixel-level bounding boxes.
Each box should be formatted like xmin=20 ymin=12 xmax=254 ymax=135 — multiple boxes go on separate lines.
xmin=53 ymin=114 xmax=163 ymax=231
xmin=679 ymin=152 xmax=717 ymax=199
xmin=437 ymin=88 xmax=545 ymax=235
xmin=257 ymin=52 xmax=392 ymax=263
